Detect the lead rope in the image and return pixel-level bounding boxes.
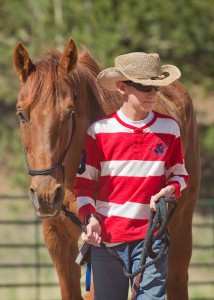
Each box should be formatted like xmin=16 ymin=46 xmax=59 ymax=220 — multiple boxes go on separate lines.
xmin=62 ymin=197 xmax=177 ymax=298
xmin=130 ymin=197 xmax=177 ymax=299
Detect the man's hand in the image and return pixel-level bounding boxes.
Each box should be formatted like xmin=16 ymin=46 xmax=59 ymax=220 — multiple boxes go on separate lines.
xmin=81 ymin=216 xmax=101 ymax=246
xmin=150 ymin=186 xmax=175 ymax=211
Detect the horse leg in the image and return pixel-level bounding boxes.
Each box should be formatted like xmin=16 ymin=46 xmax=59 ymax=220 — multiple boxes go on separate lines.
xmin=167 ymin=189 xmax=199 ymax=300
xmin=42 ymin=217 xmax=83 ymax=300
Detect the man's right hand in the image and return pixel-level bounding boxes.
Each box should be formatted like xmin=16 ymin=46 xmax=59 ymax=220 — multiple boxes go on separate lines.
xmin=81 ymin=217 xmax=101 ymax=246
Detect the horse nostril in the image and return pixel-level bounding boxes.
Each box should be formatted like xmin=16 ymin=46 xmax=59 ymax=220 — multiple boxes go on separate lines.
xmin=53 ymin=185 xmax=64 ymax=206
xmin=29 ymin=187 xmax=40 ymax=210
xmin=29 ymin=187 xmax=35 ymax=196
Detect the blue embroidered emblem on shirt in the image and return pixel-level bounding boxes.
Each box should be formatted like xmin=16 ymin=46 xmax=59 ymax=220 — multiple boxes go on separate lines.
xmin=152 ymin=143 xmax=168 ymax=156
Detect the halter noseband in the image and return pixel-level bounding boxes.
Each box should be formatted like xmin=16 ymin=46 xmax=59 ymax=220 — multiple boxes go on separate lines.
xmin=21 ymin=111 xmax=76 ymax=180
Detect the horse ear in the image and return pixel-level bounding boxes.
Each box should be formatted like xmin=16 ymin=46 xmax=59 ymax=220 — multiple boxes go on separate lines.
xmin=13 ymin=42 xmax=35 ymax=82
xmin=60 ymin=38 xmax=78 ymax=74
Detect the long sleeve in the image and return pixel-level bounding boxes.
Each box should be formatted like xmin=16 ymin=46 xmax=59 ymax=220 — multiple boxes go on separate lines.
xmin=73 ymin=127 xmax=100 ymax=221
xmin=165 ymin=123 xmax=189 ymax=199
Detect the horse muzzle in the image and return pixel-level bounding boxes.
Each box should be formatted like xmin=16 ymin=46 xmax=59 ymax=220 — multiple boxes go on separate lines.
xmin=29 ymin=176 xmax=64 ymax=219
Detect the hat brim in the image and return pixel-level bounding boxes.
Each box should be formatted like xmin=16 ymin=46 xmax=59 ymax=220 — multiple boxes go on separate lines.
xmin=97 ymin=65 xmax=181 ymax=91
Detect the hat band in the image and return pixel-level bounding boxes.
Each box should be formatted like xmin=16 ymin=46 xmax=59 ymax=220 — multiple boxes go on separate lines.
xmin=130 ymin=71 xmax=170 ymax=81
xmin=150 ymin=72 xmax=170 ymax=80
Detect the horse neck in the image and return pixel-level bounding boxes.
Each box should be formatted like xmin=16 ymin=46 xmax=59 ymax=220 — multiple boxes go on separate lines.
xmin=63 ymin=85 xmax=105 ymax=191
xmin=63 ymin=59 xmax=123 ymax=192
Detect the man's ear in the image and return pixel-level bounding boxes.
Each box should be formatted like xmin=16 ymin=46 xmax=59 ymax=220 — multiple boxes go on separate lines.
xmin=116 ymin=81 xmax=127 ymax=95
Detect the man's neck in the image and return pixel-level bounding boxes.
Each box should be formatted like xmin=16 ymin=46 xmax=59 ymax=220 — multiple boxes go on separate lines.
xmin=121 ymin=105 xmax=149 ymax=121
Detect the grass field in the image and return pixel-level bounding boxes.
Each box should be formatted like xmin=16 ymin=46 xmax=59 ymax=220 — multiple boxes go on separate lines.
xmin=0 ymin=194 xmax=213 ymax=300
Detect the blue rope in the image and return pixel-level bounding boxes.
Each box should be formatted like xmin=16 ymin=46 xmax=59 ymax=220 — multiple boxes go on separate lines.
xmin=86 ymin=262 xmax=91 ymax=291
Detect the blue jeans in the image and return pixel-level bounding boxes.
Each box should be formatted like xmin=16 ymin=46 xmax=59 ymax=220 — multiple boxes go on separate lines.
xmin=91 ymin=239 xmax=168 ymax=300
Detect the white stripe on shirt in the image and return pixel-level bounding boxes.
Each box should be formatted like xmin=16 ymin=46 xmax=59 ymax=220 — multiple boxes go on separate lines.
xmin=89 ymin=118 xmax=130 ymax=137
xmin=100 ymin=160 xmax=165 ymax=177
xmin=77 ymin=196 xmax=96 ymax=209
xmin=167 ymin=176 xmax=186 ymax=191
xmin=165 ymin=163 xmax=188 ymax=179
xmin=96 ymin=200 xmax=151 ymax=220
xmin=149 ymin=118 xmax=180 ymax=138
xmin=76 ymin=164 xmax=100 ymax=181
xmin=88 ymin=111 xmax=179 ymax=138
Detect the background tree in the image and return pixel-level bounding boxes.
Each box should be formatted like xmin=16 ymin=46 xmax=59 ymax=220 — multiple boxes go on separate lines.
xmin=0 ymin=0 xmax=213 ymax=195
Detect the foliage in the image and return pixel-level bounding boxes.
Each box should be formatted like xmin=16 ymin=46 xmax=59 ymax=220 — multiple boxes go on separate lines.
xmin=0 ymin=0 xmax=214 ymax=191
xmin=199 ymin=126 xmax=214 ymax=155
xmin=0 ymin=0 xmax=214 ymax=105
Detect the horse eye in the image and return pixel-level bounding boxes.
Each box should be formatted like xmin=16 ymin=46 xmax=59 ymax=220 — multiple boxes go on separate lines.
xmin=66 ymin=108 xmax=75 ymax=119
xmin=16 ymin=109 xmax=27 ymax=123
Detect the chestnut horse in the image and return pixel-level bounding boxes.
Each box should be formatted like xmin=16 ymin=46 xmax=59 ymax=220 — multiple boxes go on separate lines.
xmin=13 ymin=37 xmax=200 ymax=300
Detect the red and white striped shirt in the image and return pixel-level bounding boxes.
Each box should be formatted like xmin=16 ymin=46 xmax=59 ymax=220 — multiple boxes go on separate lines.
xmin=74 ymin=109 xmax=188 ymax=243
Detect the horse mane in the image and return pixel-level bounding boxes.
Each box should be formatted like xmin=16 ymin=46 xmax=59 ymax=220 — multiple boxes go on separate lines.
xmin=70 ymin=47 xmax=108 ymax=119
xmin=28 ymin=46 xmax=116 ymax=121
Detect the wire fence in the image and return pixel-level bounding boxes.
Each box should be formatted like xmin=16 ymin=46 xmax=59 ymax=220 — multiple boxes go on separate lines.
xmin=0 ymin=195 xmax=213 ymax=300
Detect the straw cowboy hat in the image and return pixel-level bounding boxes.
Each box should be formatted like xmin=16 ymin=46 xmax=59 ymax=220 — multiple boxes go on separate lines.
xmin=97 ymin=52 xmax=181 ymax=91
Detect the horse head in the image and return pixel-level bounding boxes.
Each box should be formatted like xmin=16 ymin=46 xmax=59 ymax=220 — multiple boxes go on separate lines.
xmin=13 ymin=38 xmax=108 ymax=219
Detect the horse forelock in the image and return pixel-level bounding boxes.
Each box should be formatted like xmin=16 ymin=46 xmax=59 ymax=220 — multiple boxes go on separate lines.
xmin=21 ymin=50 xmax=61 ymax=108
xmin=21 ymin=46 xmax=109 ymax=122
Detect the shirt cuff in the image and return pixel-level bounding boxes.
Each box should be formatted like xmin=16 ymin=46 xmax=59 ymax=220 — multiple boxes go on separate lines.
xmin=77 ymin=203 xmax=96 ymax=222
xmin=167 ymin=183 xmax=181 ymax=199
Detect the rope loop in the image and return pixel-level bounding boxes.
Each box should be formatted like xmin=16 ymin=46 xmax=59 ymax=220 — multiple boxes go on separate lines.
xmin=62 ymin=196 xmax=177 ymax=279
